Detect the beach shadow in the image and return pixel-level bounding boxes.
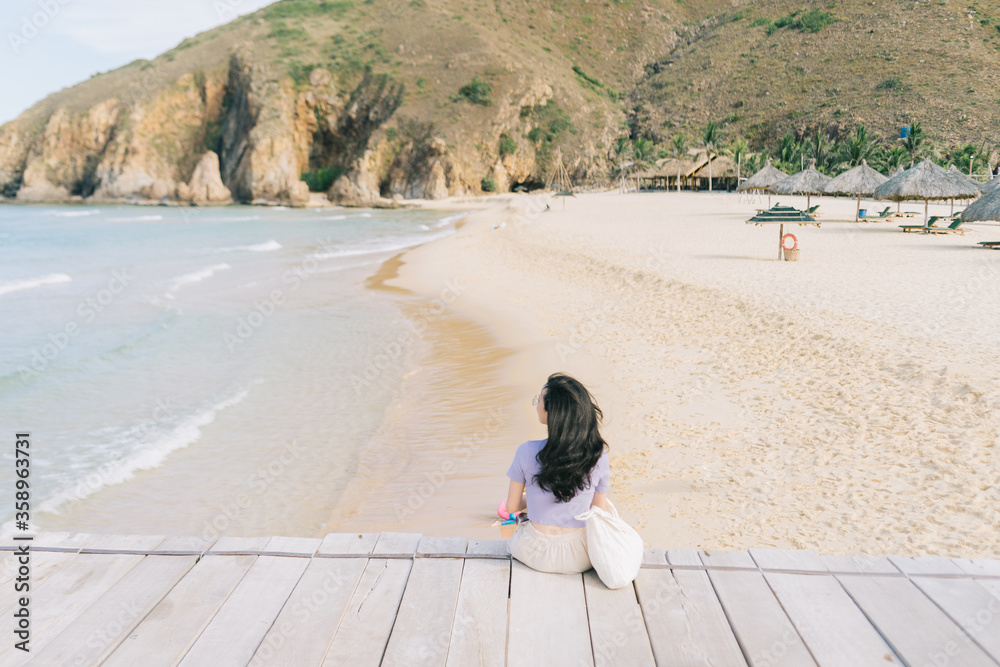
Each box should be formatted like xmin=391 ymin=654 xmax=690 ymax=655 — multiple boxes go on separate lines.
xmin=692 ymin=254 xmax=778 ymax=262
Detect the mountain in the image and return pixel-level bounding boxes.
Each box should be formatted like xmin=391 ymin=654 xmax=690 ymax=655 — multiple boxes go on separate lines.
xmin=1 ymin=0 xmax=997 ymax=206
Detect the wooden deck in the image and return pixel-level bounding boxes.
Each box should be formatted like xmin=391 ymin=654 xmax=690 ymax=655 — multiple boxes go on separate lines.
xmin=3 ymin=532 xmax=1000 ymax=666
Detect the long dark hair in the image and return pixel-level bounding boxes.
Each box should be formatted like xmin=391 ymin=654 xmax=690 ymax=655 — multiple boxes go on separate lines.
xmin=535 ymin=373 xmax=608 ymax=502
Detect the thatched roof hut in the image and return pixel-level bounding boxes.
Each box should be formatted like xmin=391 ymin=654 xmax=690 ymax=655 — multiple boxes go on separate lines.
xmin=960 ymin=187 xmax=1000 ymax=222
xmin=737 ymin=159 xmax=787 ymax=192
xmin=873 ymin=159 xmax=982 ymax=223
xmin=984 ymin=174 xmax=1000 ymax=194
xmin=823 ymin=160 xmax=889 ymax=220
xmin=770 ymin=160 xmax=832 ymax=208
xmin=692 ymin=155 xmax=737 ymax=180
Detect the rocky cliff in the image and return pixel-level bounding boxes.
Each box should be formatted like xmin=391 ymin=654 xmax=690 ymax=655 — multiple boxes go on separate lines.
xmin=2 ymin=0 xmax=996 ymax=206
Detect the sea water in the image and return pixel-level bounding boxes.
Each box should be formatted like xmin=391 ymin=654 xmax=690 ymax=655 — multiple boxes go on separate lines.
xmin=0 ymin=204 xmax=462 ymax=537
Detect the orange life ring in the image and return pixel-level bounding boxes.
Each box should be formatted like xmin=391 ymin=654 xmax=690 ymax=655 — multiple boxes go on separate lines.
xmin=781 ymin=233 xmax=798 ymax=251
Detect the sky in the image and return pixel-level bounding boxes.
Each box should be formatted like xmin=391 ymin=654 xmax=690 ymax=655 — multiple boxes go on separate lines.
xmin=0 ymin=0 xmax=276 ymax=125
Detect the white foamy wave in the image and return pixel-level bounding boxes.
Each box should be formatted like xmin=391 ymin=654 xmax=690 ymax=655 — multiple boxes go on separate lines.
xmin=51 ymin=209 xmax=101 ymax=217
xmin=109 ymin=214 xmax=164 ymax=222
xmin=0 ymin=273 xmax=72 ymax=298
xmin=312 ymin=229 xmax=453 ymax=261
xmin=360 ymin=212 xmax=373 ymax=218
xmin=318 ymin=215 xmax=347 ymax=220
xmin=35 ymin=386 xmax=252 ymax=517
xmin=214 ymin=239 xmax=283 ymax=253
xmin=273 ymin=206 xmax=288 ymax=210
xmin=167 ymin=263 xmax=230 ymax=293
xmin=419 ymin=224 xmax=431 ymax=230
xmin=436 ymin=211 xmax=473 ymax=227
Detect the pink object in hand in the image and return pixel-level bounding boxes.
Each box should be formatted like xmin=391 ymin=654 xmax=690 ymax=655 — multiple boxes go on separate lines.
xmin=498 ymin=498 xmax=511 ymax=520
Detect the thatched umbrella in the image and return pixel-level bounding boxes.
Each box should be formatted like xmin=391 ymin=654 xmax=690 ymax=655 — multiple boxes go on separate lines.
xmin=822 ymin=159 xmax=888 ymax=221
xmin=983 ymin=174 xmax=1000 ymax=194
xmin=873 ymin=158 xmax=982 ymax=226
xmin=770 ymin=159 xmax=832 ymax=209
xmin=737 ymin=159 xmax=788 ymax=207
xmin=960 ymin=187 xmax=1000 ymax=222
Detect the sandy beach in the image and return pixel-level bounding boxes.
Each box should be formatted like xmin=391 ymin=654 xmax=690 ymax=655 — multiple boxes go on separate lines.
xmin=347 ymin=190 xmax=1000 ymax=558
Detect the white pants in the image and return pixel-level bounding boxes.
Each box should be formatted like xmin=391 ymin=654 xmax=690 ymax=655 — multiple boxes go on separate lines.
xmin=508 ymin=523 xmax=592 ymax=574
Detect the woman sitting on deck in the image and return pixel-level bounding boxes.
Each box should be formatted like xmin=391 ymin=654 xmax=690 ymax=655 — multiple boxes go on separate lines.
xmin=504 ymin=373 xmax=610 ymax=574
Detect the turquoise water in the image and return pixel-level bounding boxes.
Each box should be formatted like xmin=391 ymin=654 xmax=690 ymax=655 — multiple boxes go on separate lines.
xmin=0 ymin=204 xmax=460 ymax=536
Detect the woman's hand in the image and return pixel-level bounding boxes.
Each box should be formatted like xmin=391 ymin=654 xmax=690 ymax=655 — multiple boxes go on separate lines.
xmin=506 ymin=480 xmax=527 ymax=516
xmin=591 ymin=492 xmax=608 ymax=511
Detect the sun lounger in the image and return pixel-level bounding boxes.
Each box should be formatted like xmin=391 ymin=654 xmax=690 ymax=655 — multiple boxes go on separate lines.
xmin=899 ymin=216 xmax=955 ymax=233
xmin=978 ymin=241 xmax=1000 ymax=249
xmin=924 ymin=218 xmax=967 ymax=235
xmin=859 ymin=207 xmax=891 ymax=219
xmin=805 ymin=205 xmax=820 ymax=215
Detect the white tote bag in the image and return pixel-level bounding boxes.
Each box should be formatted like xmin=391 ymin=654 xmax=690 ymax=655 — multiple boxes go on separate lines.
xmin=574 ymin=499 xmax=644 ymax=589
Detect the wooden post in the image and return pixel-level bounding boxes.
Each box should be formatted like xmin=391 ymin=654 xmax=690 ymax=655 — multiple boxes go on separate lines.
xmin=778 ymin=223 xmax=784 ymax=261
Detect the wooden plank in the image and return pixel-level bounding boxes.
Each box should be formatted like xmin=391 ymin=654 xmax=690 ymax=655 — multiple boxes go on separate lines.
xmin=371 ymin=532 xmax=422 ymax=556
xmin=910 ymin=576 xmax=1000 ymax=660
xmin=699 ymin=549 xmax=756 ymax=569
xmin=103 ymin=554 xmax=256 ymax=666
xmin=445 ymin=546 xmax=510 ymax=667
xmin=417 ymin=535 xmax=469 ymax=556
xmin=978 ymin=579 xmax=1000 ymax=602
xmin=818 ymin=554 xmax=898 ymax=575
xmin=27 ymin=555 xmax=198 ymax=665
xmin=952 ymin=558 xmax=1000 ymax=578
xmin=0 ymin=553 xmax=147 ymax=664
xmin=666 ymin=549 xmax=702 ymax=567
xmin=765 ymin=572 xmax=903 ymax=666
xmin=643 ymin=547 xmax=666 ymax=566
xmin=707 ymin=569 xmax=816 ymax=666
xmin=0 ymin=551 xmax=77 ymax=611
xmin=584 ymin=570 xmax=654 ymax=667
xmin=178 ymin=555 xmax=310 ymax=666
xmin=205 ymin=535 xmax=271 ymax=555
xmin=261 ymin=535 xmax=321 ymax=557
xmin=749 ymin=548 xmax=828 ymax=572
xmin=635 ymin=568 xmax=746 ymax=666
xmin=80 ymin=534 xmax=166 ymax=554
xmin=837 ymin=574 xmax=996 ymax=666
xmin=889 ymin=555 xmax=965 ymax=576
xmin=320 ymin=558 xmax=415 ymax=665
xmin=317 ymin=532 xmax=379 ymax=555
xmin=248 ymin=557 xmax=369 ymax=666
xmin=31 ymin=532 xmax=99 ymax=550
xmin=382 ymin=554 xmax=465 ymax=665
xmin=466 ymin=539 xmax=510 ymax=557
xmin=508 ymin=560 xmax=592 ymax=666
xmin=152 ymin=535 xmax=216 ymax=554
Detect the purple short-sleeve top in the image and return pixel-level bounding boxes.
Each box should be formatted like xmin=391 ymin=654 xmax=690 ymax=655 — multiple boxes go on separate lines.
xmin=506 ymin=438 xmax=610 ymax=528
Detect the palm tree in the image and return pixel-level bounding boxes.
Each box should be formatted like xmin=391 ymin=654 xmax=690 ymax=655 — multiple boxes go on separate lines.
xmin=671 ymin=133 xmax=688 ymax=192
xmin=808 ymin=131 xmax=836 ymax=174
xmin=839 ymin=125 xmax=879 ymax=169
xmin=702 ymin=121 xmax=722 ymax=192
xmin=728 ymin=137 xmax=750 ymax=185
xmin=777 ymin=132 xmax=804 ymax=173
xmin=632 ymin=137 xmax=655 ymax=168
xmin=903 ymin=121 xmax=926 ymax=166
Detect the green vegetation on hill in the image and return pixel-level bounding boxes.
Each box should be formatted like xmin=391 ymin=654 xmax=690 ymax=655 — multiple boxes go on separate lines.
xmin=4 ymin=0 xmax=999 ymax=199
